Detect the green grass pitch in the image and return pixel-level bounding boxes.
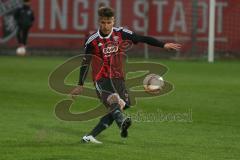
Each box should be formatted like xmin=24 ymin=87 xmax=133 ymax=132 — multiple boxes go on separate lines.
xmin=0 ymin=56 xmax=239 ymax=160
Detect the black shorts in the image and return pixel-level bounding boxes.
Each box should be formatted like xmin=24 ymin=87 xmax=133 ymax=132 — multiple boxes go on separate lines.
xmin=95 ymin=78 xmax=131 ymax=109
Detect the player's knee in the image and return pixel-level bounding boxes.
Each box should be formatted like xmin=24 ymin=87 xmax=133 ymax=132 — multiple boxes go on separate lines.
xmin=107 ymin=93 xmax=120 ymax=105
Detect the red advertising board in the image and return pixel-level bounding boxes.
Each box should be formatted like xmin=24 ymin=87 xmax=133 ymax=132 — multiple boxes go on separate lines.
xmin=1 ymin=0 xmax=240 ymax=53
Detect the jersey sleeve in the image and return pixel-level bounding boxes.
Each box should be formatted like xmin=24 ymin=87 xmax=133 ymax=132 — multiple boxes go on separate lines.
xmin=78 ymin=41 xmax=93 ymax=85
xmin=121 ymin=28 xmax=138 ymax=44
xmin=122 ymin=28 xmax=166 ymax=48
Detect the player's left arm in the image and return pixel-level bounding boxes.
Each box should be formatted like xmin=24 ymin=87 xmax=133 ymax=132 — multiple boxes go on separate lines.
xmin=135 ymin=34 xmax=182 ymax=51
xmin=122 ymin=29 xmax=181 ymax=51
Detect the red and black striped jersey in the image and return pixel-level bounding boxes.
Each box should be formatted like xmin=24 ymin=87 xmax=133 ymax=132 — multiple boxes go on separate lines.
xmin=78 ymin=27 xmax=165 ymax=85
xmin=83 ymin=27 xmax=135 ymax=82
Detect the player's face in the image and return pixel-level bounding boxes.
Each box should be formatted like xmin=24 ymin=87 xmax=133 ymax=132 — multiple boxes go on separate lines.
xmin=99 ymin=17 xmax=115 ymax=35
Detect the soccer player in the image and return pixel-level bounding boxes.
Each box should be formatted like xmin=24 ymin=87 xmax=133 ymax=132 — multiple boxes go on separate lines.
xmin=70 ymin=7 xmax=181 ymax=144
xmin=14 ymin=0 xmax=34 ymax=51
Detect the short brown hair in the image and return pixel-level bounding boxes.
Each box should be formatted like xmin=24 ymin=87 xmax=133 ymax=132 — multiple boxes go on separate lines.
xmin=98 ymin=3 xmax=105 ymax=9
xmin=98 ymin=7 xmax=115 ymax=18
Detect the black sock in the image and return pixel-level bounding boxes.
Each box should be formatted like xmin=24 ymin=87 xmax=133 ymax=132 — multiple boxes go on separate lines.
xmin=111 ymin=104 xmax=124 ymax=128
xmin=89 ymin=113 xmax=114 ymax=137
xmin=89 ymin=123 xmax=106 ymax=137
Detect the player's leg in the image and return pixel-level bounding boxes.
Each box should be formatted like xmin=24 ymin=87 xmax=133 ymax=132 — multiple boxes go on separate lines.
xmin=22 ymin=27 xmax=30 ymax=46
xmin=82 ymin=78 xmax=131 ymax=143
xmin=97 ymin=78 xmax=131 ymax=136
xmin=82 ymin=83 xmax=131 ymax=140
xmin=81 ymin=80 xmax=115 ymax=143
xmin=112 ymin=78 xmax=131 ymax=110
xmin=108 ymin=96 xmax=131 ymax=138
xmin=88 ymin=113 xmax=114 ymax=137
xmin=16 ymin=27 xmax=23 ymax=45
xmin=82 ymin=113 xmax=114 ymax=144
xmin=112 ymin=79 xmax=132 ymax=137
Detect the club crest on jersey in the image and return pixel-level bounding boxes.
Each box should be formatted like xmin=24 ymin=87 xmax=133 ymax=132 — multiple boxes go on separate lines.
xmin=103 ymin=41 xmax=119 ymax=57
xmin=113 ymin=36 xmax=119 ymax=42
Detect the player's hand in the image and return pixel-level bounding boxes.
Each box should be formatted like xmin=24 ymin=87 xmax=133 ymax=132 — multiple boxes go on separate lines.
xmin=70 ymin=85 xmax=83 ymax=99
xmin=164 ymin=43 xmax=182 ymax=51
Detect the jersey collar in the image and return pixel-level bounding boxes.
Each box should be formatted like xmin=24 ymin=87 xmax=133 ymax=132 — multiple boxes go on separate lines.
xmin=97 ymin=28 xmax=113 ymax=39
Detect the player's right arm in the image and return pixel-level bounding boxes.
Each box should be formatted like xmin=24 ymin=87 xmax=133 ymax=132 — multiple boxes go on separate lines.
xmin=70 ymin=42 xmax=93 ymax=97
